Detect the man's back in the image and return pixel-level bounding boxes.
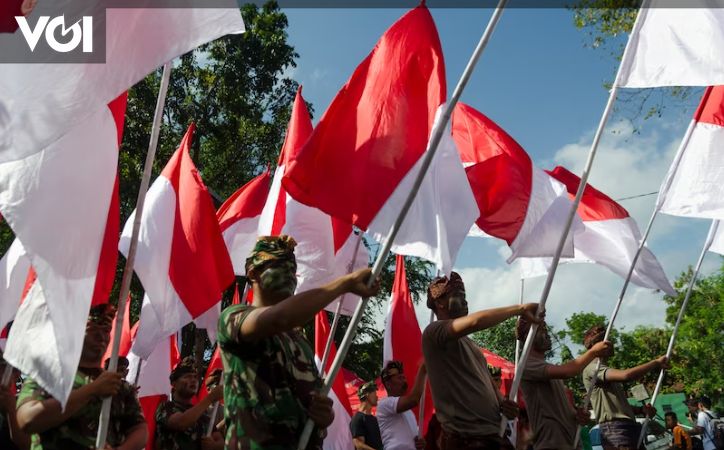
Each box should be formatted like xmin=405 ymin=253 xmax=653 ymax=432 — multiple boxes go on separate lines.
xmin=349 ymin=411 xmax=383 ymax=450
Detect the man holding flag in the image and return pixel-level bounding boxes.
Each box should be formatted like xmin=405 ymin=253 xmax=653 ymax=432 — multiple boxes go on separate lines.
xmin=217 ymin=236 xmax=379 ymax=450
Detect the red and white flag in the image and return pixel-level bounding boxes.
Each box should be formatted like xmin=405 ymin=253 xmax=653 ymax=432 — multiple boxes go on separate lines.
xmin=259 ymin=87 xmax=368 ymax=313
xmin=315 ymin=311 xmax=355 ymax=450
xmin=1 ymin=95 xmax=126 ymax=405
xmin=0 ymin=2 xmax=245 ymax=163
xmin=382 ymin=255 xmax=433 ymax=434
xmin=521 ymin=167 xmax=674 ymax=296
xmin=451 ymin=103 xmax=579 ymax=261
xmin=218 ymin=171 xmax=271 ymax=276
xmin=617 ymin=1 xmax=724 ymax=88
xmin=121 ymin=125 xmax=234 ymax=358
xmin=0 ymin=240 xmax=29 ymax=332
xmin=282 ymin=6 xmax=477 ymax=275
xmin=101 ymin=296 xmax=134 ymax=364
xmin=657 ymin=86 xmax=724 ymax=220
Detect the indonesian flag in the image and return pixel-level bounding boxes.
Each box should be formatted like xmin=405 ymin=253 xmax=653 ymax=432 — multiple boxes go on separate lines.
xmin=382 ymin=255 xmax=433 ymax=435
xmin=121 ymin=125 xmax=234 ymax=359
xmin=0 ymin=240 xmax=29 ymax=332
xmin=1 ymin=95 xmax=127 ymax=406
xmin=451 ymin=103 xmax=579 ymax=261
xmin=259 ymin=87 xmax=369 ymax=314
xmin=657 ymin=86 xmax=724 ymax=220
xmin=521 ymin=167 xmax=674 ymax=296
xmin=0 ymin=2 xmax=245 ymax=163
xmin=218 ymin=171 xmax=271 ymax=276
xmin=282 ymin=5 xmax=477 ymax=275
xmin=101 ymin=296 xmax=134 ymax=363
xmin=617 ymin=1 xmax=724 ymax=88
xmin=315 ymin=311 xmax=354 ymax=450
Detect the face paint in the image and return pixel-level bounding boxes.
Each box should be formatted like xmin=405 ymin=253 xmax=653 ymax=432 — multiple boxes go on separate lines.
xmin=259 ymin=265 xmax=297 ymax=297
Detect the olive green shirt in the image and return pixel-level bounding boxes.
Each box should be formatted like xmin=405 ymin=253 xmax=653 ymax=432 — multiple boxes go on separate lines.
xmin=582 ymin=360 xmax=636 ymax=424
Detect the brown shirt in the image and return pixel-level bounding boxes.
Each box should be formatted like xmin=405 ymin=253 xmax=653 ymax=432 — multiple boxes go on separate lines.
xmin=582 ymin=360 xmax=636 ymax=423
xmin=422 ymin=320 xmax=500 ymax=437
xmin=521 ymin=355 xmax=579 ymax=450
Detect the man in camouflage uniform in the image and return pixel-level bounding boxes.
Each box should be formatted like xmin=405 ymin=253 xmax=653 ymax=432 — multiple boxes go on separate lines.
xmin=154 ymin=357 xmax=224 ymax=450
xmin=218 ymin=235 xmax=379 ymax=450
xmin=15 ymin=304 xmax=147 ymax=450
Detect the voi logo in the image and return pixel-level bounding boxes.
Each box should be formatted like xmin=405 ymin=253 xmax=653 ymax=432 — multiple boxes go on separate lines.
xmin=15 ymin=15 xmax=93 ymax=53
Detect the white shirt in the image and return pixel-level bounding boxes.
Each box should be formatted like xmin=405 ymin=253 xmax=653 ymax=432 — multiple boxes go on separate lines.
xmin=376 ymin=396 xmax=418 ymax=450
xmin=697 ymin=410 xmax=717 ymax=450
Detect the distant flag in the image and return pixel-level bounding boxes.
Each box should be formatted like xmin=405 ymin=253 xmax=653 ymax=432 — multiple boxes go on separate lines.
xmin=657 ymin=86 xmax=724 ymax=221
xmin=451 ymin=103 xmax=579 ymax=261
xmin=617 ymin=1 xmax=724 ymax=88
xmin=1 ymin=94 xmax=127 ymax=406
xmin=121 ymin=125 xmax=234 ymax=359
xmin=0 ymin=3 xmax=245 ymax=162
xmin=315 ymin=311 xmax=355 ymax=450
xmin=283 ymin=6 xmax=477 ymax=274
xmin=520 ymin=167 xmax=675 ymax=296
xmin=218 ymin=171 xmax=271 ymax=276
xmin=382 ymin=255 xmax=433 ymax=434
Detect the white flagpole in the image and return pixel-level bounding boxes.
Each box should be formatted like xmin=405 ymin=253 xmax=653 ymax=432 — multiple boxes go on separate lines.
xmin=95 ymin=62 xmax=173 ymax=448
xmin=636 ymin=219 xmax=719 ymax=447
xmin=515 ymin=278 xmax=524 ymax=368
xmin=573 ymin=116 xmax=698 ymax=446
xmin=417 ymin=309 xmax=435 ymax=437
xmin=500 ymin=0 xmax=651 ymax=437
xmin=296 ymin=3 xmax=509 ymax=447
xmin=320 ymin=232 xmax=364 ymax=374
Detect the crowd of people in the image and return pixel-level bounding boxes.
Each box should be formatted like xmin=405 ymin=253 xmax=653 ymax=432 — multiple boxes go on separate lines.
xmin=0 ymin=235 xmax=720 ymax=450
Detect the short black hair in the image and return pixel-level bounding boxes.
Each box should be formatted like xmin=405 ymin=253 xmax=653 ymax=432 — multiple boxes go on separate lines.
xmin=665 ymin=412 xmax=678 ymax=421
xmin=700 ymin=396 xmax=712 ymax=408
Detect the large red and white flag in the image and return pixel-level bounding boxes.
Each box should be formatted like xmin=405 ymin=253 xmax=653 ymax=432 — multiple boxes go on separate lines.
xmin=451 ymin=103 xmax=579 ymax=261
xmin=218 ymin=171 xmax=271 ymax=276
xmin=0 ymin=2 xmax=244 ymax=162
xmin=382 ymin=255 xmax=433 ymax=434
xmin=259 ymin=87 xmax=368 ymax=314
xmin=657 ymin=86 xmax=724 ymax=220
xmin=121 ymin=125 xmax=234 ymax=358
xmin=315 ymin=311 xmax=355 ymax=450
xmin=0 ymin=240 xmax=29 ymax=332
xmin=1 ymin=95 xmax=126 ymax=405
xmin=617 ymin=1 xmax=724 ymax=88
xmin=521 ymin=167 xmax=674 ymax=296
xmin=282 ymin=6 xmax=477 ymax=275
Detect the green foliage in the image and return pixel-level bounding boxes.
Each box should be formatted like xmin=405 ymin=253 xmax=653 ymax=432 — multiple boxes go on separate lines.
xmin=471 ymin=318 xmax=518 ymax=362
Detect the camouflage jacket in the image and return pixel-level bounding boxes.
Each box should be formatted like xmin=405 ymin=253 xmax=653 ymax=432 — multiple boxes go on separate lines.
xmin=154 ymin=398 xmax=211 ymax=450
xmin=217 ymin=304 xmax=325 ymax=450
xmin=17 ymin=370 xmax=145 ymax=450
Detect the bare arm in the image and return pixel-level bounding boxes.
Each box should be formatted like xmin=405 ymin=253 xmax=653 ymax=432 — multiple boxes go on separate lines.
xmin=241 ymin=269 xmax=379 ymax=341
xmin=446 ymin=303 xmax=540 ymax=340
xmin=116 ymin=422 xmax=148 ymax=450
xmin=396 ymin=364 xmax=427 ymax=413
xmin=545 ymin=341 xmax=612 ymax=379
xmin=353 ymin=437 xmax=377 ymax=450
xmin=166 ymin=387 xmax=221 ymax=431
xmin=603 ymin=356 xmax=668 ymax=383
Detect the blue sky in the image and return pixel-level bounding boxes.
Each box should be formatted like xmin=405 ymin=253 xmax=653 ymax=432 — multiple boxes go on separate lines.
xmin=282 ymin=6 xmax=721 ymax=339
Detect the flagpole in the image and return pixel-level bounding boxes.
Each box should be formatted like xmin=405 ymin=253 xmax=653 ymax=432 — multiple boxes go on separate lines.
xmin=515 ymin=278 xmax=524 ymax=367
xmin=320 ymin=231 xmax=364 ymax=374
xmin=132 ymin=358 xmax=143 ymax=387
xmin=95 ymin=61 xmax=172 ymax=449
xmin=499 ymin=0 xmax=651 ymax=436
xmin=636 ymin=219 xmax=718 ymax=447
xmin=296 ymin=3 xmax=509 ymax=447
xmin=572 ymin=115 xmax=699 ymax=446
xmin=206 ymin=401 xmax=220 ymax=437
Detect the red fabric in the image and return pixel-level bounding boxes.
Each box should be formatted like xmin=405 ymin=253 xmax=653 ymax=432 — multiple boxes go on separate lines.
xmin=161 ymin=124 xmax=235 ymax=318
xmin=0 ymin=0 xmax=22 ymax=33
xmin=139 ymin=394 xmax=166 ymax=450
xmin=546 ymin=166 xmax=629 ymax=221
xmin=20 ymin=267 xmax=36 ymax=302
xmin=282 ymin=5 xmax=446 ymax=230
xmin=314 ymin=311 xmax=354 ymax=416
xmin=387 ymin=255 xmax=434 ymax=433
xmin=694 ymin=86 xmax=724 ymax=126
xmin=91 ymin=93 xmax=127 ymax=306
xmin=102 ymin=295 xmax=133 ymax=363
xmin=216 ymin=171 xmax=270 ymax=232
xmin=451 ymin=103 xmax=532 ymax=245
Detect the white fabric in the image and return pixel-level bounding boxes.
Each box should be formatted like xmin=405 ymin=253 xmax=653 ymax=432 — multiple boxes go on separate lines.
xmin=127 ymin=329 xmax=173 ymax=398
xmin=120 ymin=179 xmax=191 ymax=359
xmin=376 ymin=396 xmax=418 ymax=450
xmin=314 ymin=356 xmax=354 ymax=450
xmin=710 ymin=221 xmax=724 ymax=256
xmin=696 ymin=410 xmax=717 ymax=450
xmin=658 ymin=123 xmax=724 ymax=220
xmin=0 ymin=240 xmax=29 ymax=331
xmin=369 ymin=106 xmax=479 ymax=275
xmin=0 ymin=105 xmax=118 ymax=406
xmin=617 ymin=2 xmax=724 ymax=88
xmin=468 ymin=223 xmax=493 ymax=238
xmin=0 ymin=2 xmax=245 ymax=163
xmin=507 ymin=168 xmax=579 ymax=262
xmin=382 ymin=291 xmax=396 ymax=366
xmin=222 ymin=216 xmax=260 ymax=276
xmin=322 ymin=234 xmax=369 ymax=316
